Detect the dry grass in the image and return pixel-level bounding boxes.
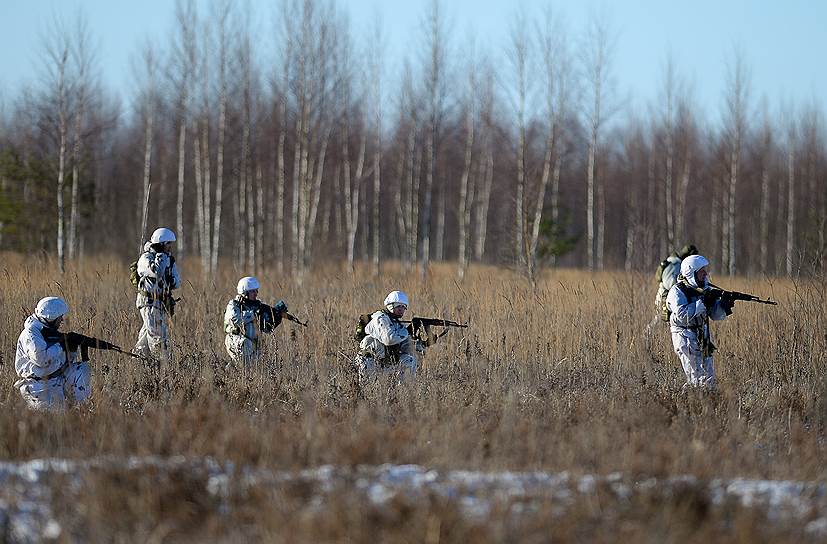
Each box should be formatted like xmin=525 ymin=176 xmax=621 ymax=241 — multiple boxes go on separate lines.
xmin=1 ymin=252 xmax=825 ymax=541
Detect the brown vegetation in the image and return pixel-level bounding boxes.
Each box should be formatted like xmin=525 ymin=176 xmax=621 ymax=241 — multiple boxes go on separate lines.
xmin=1 ymin=254 xmax=825 ymax=541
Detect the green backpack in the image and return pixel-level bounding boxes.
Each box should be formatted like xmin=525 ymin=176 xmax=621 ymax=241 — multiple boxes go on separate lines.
xmin=129 ymin=260 xmax=140 ymax=290
xmin=354 ymin=312 xmax=375 ymax=343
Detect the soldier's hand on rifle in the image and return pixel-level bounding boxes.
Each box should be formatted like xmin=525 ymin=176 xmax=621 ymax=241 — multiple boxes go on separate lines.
xmin=274 ymin=300 xmax=288 ymax=315
xmin=702 ymin=289 xmax=721 ymax=308
xmin=720 ymin=295 xmax=735 ymax=315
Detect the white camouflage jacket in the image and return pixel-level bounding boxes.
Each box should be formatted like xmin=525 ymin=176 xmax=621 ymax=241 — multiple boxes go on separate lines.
xmin=224 ymin=296 xmax=258 ymax=341
xmin=15 ymin=315 xmax=68 ymax=380
xmin=135 ymin=244 xmax=181 ymax=309
xmin=365 ymin=310 xmax=410 ymax=346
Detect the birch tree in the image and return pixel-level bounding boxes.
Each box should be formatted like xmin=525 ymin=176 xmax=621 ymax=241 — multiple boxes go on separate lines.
xmin=39 ymin=17 xmax=73 ymax=273
xmin=419 ymin=0 xmax=448 ymax=279
xmin=210 ymin=0 xmax=232 ymax=276
xmin=137 ymin=42 xmax=159 ymax=252
xmin=67 ymin=14 xmax=95 ymax=259
xmin=580 ymin=11 xmax=616 ymax=270
xmin=721 ymin=49 xmax=750 ymax=276
xmin=168 ymin=0 xmax=198 ymax=256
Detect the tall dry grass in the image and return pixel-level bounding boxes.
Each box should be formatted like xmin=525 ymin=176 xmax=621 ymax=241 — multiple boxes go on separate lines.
xmin=0 ymin=252 xmax=825 ymax=541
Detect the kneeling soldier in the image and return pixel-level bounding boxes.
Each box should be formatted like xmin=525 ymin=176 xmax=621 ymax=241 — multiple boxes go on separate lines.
xmin=224 ymin=276 xmax=287 ymax=368
xmin=355 ymin=290 xmax=434 ymax=382
xmin=14 ymin=297 xmax=91 ymax=411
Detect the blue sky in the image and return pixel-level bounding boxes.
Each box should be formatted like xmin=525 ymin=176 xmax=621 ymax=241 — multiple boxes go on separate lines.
xmin=1 ymin=0 xmax=825 ymax=124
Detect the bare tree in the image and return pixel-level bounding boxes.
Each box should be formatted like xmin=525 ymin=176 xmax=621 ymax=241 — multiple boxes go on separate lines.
xmin=473 ymin=63 xmax=495 ymax=263
xmin=39 ymin=16 xmax=73 ymax=272
xmin=419 ymin=0 xmax=448 ymax=280
xmin=137 ymin=42 xmax=159 ymax=253
xmin=784 ymin=109 xmax=797 ymax=276
xmin=169 ymin=0 xmax=198 ymax=255
xmin=756 ymin=100 xmax=774 ymax=275
xmin=368 ymin=17 xmax=384 ymax=277
xmin=210 ymin=0 xmax=233 ymax=276
xmin=67 ymin=13 xmax=96 ymax=259
xmin=721 ymin=48 xmax=750 ymax=276
xmin=658 ymin=54 xmax=678 ymax=249
xmin=507 ymin=9 xmax=531 ymax=274
xmin=456 ymin=49 xmax=477 ymax=280
xmin=580 ymin=10 xmax=617 ymax=270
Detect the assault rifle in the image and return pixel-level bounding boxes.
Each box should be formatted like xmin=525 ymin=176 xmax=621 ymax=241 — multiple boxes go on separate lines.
xmin=42 ymin=329 xmax=144 ymax=361
xmin=704 ymin=284 xmax=778 ymax=315
xmin=258 ymin=301 xmax=308 ymax=331
xmin=402 ymin=317 xmax=468 ymax=340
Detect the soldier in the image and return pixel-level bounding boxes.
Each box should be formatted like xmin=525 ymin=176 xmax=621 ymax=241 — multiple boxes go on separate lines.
xmin=355 ymin=290 xmax=435 ymax=382
xmin=666 ymin=255 xmax=732 ymax=389
xmin=133 ymin=227 xmax=181 ymax=362
xmin=224 ymin=276 xmax=288 ymax=367
xmin=14 ymin=297 xmax=91 ymax=410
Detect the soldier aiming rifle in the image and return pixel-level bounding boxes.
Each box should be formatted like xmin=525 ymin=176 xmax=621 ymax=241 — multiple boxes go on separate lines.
xmin=224 ymin=276 xmax=307 ymax=368
xmin=15 ymin=297 xmax=139 ymax=411
xmin=354 ymin=291 xmax=468 ymax=383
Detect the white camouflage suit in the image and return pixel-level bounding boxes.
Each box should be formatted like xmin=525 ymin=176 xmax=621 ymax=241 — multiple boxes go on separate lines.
xmin=14 ymin=315 xmax=91 ymax=410
xmin=357 ymin=310 xmax=418 ymax=380
xmin=134 ymin=243 xmax=181 ymax=361
xmin=666 ymin=258 xmax=728 ymax=388
xmin=224 ymin=297 xmax=282 ymax=366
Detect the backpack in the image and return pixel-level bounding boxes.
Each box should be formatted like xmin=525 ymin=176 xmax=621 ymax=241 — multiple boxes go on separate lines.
xmin=129 ymin=260 xmax=140 ymax=290
xmin=354 ymin=312 xmax=375 ymax=343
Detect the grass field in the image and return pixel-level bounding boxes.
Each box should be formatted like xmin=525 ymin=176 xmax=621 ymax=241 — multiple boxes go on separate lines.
xmin=1 ymin=253 xmax=825 ymax=542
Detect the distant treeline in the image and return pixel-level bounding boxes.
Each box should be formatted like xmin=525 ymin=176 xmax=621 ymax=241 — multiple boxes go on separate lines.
xmin=0 ymin=0 xmax=824 ymax=280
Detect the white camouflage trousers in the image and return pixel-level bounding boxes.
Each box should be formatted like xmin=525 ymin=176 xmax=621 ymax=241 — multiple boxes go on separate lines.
xmin=134 ymin=306 xmax=169 ymax=361
xmin=355 ymin=336 xmax=417 ymax=381
xmin=225 ymin=334 xmax=258 ymax=367
xmin=15 ymin=359 xmax=91 ymax=411
xmin=671 ymin=331 xmax=716 ymax=389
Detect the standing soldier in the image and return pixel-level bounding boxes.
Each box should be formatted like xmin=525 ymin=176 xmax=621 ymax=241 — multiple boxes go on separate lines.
xmin=666 ymin=255 xmax=732 ymax=389
xmin=134 ymin=227 xmax=180 ymax=362
xmin=224 ymin=276 xmax=288 ymax=367
xmin=355 ymin=290 xmax=432 ymax=382
xmin=14 ymin=297 xmax=91 ymax=410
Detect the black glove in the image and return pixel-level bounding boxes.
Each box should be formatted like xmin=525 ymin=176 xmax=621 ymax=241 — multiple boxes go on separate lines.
xmin=702 ymin=289 xmax=721 ymax=308
xmin=721 ymin=296 xmax=735 ymax=315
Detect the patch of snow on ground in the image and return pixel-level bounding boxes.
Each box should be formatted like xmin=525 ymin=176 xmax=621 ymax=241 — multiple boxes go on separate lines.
xmin=0 ymin=457 xmax=825 ymax=542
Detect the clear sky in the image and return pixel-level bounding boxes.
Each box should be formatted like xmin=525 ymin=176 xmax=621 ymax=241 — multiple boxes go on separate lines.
xmin=1 ymin=0 xmax=825 ymax=124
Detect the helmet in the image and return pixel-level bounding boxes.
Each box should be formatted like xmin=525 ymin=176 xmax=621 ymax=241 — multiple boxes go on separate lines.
xmin=150 ymin=227 xmax=176 ymax=244
xmin=677 ymin=244 xmax=699 ymax=259
xmin=383 ymin=290 xmax=409 ymax=309
xmin=35 ymin=297 xmax=69 ymax=322
xmin=681 ymin=255 xmax=710 ymax=288
xmin=237 ymin=276 xmax=260 ymax=295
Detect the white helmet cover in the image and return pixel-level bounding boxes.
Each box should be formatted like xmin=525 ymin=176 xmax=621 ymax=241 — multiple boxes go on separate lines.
xmin=150 ymin=227 xmax=177 ymax=244
xmin=237 ymin=276 xmax=261 ymax=295
xmin=383 ymin=290 xmax=409 ymax=309
xmin=35 ymin=296 xmax=69 ymax=322
xmin=681 ymin=255 xmax=710 ymax=288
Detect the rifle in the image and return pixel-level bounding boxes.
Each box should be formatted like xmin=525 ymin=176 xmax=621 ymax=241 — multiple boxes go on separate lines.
xmin=402 ymin=317 xmax=468 ymax=340
xmin=705 ymin=284 xmax=778 ymax=315
xmin=42 ymin=329 xmax=145 ymax=361
xmin=258 ymin=302 xmax=308 ymax=331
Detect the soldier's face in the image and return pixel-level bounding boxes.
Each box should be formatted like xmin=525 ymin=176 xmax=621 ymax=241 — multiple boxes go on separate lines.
xmin=246 ymin=289 xmax=259 ymax=301
xmin=391 ymin=304 xmax=407 ymax=318
xmin=695 ymin=267 xmax=708 ymax=285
